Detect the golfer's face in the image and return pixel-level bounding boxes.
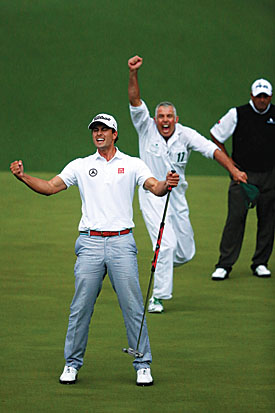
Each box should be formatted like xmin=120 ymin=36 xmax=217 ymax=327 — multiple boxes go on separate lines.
xmin=92 ymin=124 xmax=117 ymax=150
xmin=251 ymin=93 xmax=272 ymax=112
xmin=154 ymin=106 xmax=179 ymax=139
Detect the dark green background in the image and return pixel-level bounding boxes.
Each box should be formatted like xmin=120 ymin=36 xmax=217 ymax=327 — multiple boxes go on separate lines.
xmin=1 ymin=3 xmax=275 ymax=410
xmin=1 ymin=0 xmax=274 ymax=174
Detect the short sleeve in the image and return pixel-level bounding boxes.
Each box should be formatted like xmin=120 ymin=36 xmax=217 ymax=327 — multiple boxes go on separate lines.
xmin=210 ymin=108 xmax=237 ymax=143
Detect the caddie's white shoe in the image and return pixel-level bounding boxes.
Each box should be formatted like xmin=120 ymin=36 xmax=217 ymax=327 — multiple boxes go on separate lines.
xmin=148 ymin=297 xmax=163 ymax=313
xmin=211 ymin=268 xmax=228 ymax=281
xmin=253 ymin=265 xmax=271 ymax=278
xmin=136 ymin=368 xmax=154 ymax=386
xmin=59 ymin=365 xmax=78 ymax=384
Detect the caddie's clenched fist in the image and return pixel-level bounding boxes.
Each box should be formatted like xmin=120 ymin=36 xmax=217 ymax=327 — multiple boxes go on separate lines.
xmin=128 ymin=55 xmax=143 ymax=71
xmin=10 ymin=160 xmax=24 ymax=179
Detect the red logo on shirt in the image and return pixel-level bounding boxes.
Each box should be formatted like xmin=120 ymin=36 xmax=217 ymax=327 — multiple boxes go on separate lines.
xmin=118 ymin=168 xmax=124 ymax=174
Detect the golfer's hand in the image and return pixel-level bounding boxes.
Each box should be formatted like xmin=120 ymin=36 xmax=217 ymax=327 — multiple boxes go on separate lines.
xmin=166 ymin=171 xmax=179 ymax=188
xmin=128 ymin=55 xmax=143 ymax=71
xmin=10 ymin=160 xmax=24 ymax=179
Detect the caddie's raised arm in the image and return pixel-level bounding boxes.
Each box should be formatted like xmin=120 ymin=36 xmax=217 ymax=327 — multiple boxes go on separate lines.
xmin=10 ymin=160 xmax=66 ymax=196
xmin=128 ymin=55 xmax=143 ymax=107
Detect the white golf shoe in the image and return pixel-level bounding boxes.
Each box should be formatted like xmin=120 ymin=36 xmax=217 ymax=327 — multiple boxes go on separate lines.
xmin=59 ymin=365 xmax=78 ymax=384
xmin=253 ymin=265 xmax=271 ymax=278
xmin=211 ymin=268 xmax=228 ymax=281
xmin=136 ymin=368 xmax=154 ymax=386
xmin=148 ymin=297 xmax=163 ymax=313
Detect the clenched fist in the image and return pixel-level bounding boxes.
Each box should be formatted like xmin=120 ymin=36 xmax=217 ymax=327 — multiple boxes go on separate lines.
xmin=128 ymin=55 xmax=143 ymax=71
xmin=10 ymin=160 xmax=24 ymax=179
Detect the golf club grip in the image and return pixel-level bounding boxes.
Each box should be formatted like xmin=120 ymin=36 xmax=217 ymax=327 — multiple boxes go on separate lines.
xmin=168 ymin=169 xmax=176 ymax=192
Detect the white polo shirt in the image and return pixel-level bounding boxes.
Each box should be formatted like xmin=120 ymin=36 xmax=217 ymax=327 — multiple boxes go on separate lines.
xmin=58 ymin=148 xmax=153 ymax=231
xmin=130 ymin=100 xmax=218 ymax=190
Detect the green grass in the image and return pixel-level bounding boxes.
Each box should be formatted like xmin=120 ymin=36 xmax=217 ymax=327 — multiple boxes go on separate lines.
xmin=1 ymin=0 xmax=274 ymax=173
xmin=2 ymin=1 xmax=274 ymax=410
xmin=1 ymin=172 xmax=274 ymax=412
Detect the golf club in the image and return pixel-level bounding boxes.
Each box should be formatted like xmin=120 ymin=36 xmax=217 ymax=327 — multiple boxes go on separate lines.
xmin=123 ymin=170 xmax=176 ymax=358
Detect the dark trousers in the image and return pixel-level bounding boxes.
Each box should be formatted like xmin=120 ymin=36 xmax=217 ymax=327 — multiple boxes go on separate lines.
xmin=216 ymin=168 xmax=275 ymax=272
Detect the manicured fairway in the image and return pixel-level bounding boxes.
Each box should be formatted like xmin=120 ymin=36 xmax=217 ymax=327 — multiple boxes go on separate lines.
xmin=1 ymin=173 xmax=274 ymax=412
xmin=1 ymin=1 xmax=274 ymax=411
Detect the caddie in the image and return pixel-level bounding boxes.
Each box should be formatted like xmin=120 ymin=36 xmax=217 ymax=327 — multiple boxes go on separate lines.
xmin=128 ymin=55 xmax=247 ymax=313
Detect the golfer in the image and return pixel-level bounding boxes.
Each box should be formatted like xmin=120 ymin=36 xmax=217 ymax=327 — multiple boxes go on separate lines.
xmin=128 ymin=55 xmax=247 ymax=313
xmin=10 ymin=113 xmax=179 ymax=386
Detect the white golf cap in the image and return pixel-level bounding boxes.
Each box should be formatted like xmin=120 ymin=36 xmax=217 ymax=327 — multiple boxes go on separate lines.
xmin=251 ymin=78 xmax=272 ymax=97
xmin=88 ymin=113 xmax=118 ymax=131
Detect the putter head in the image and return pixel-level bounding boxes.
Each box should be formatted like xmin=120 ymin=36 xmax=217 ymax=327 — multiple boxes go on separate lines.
xmin=122 ymin=347 xmax=144 ymax=358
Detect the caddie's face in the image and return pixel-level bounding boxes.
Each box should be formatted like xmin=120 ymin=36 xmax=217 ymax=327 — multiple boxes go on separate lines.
xmin=251 ymin=93 xmax=272 ymax=112
xmin=154 ymin=106 xmax=179 ymax=139
xmin=92 ymin=123 xmax=117 ymax=151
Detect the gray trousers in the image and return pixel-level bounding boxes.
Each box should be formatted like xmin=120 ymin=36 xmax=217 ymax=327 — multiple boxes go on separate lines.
xmin=64 ymin=233 xmax=152 ymax=371
xmin=216 ymin=168 xmax=275 ymax=272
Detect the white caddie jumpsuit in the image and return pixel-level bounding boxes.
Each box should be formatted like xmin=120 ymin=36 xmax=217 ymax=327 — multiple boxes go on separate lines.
xmin=130 ymin=100 xmax=218 ymax=299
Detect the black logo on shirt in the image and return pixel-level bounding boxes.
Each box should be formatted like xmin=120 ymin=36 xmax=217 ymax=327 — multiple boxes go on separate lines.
xmin=89 ymin=168 xmax=98 ymax=177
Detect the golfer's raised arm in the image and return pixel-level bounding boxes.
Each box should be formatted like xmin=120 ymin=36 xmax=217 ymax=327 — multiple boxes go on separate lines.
xmin=128 ymin=55 xmax=143 ymax=107
xmin=10 ymin=160 xmax=67 ymax=195
xmin=144 ymin=171 xmax=179 ymax=196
